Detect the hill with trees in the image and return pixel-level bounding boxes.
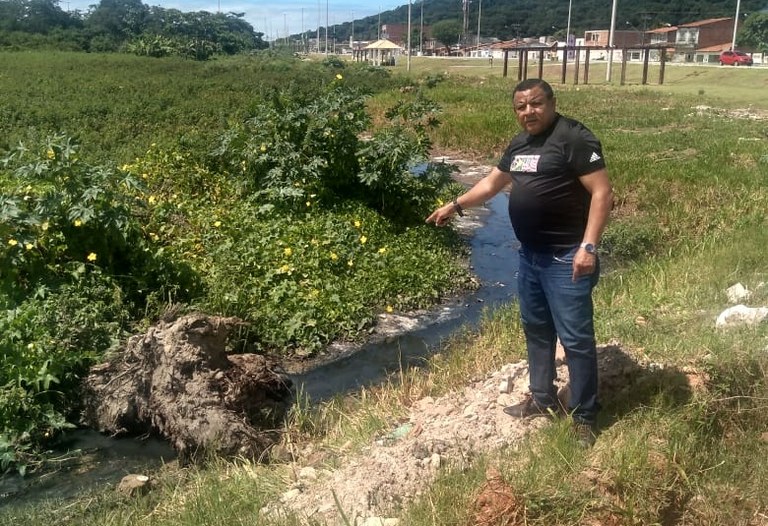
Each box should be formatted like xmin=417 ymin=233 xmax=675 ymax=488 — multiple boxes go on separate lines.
xmin=326 ymin=0 xmax=767 ymax=49
xmin=0 ymin=0 xmax=268 ymax=58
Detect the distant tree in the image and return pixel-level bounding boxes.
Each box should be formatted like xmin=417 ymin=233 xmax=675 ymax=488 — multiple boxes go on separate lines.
xmin=431 ymin=19 xmax=461 ymax=53
xmin=737 ymin=13 xmax=768 ymax=52
xmin=86 ymin=0 xmax=149 ymax=42
xmin=0 ymin=0 xmax=74 ymax=33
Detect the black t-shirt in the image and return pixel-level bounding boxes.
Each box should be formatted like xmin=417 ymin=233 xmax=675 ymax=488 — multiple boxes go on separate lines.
xmin=497 ymin=114 xmax=606 ymax=250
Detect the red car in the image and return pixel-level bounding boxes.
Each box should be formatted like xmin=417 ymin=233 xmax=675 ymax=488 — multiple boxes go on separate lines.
xmin=719 ymin=50 xmax=753 ymax=66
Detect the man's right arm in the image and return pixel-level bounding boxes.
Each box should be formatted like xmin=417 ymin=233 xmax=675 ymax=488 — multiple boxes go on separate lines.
xmin=426 ymin=167 xmax=512 ymax=226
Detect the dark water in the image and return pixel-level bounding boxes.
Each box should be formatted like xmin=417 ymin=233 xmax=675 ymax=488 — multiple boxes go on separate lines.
xmin=0 ymin=193 xmax=518 ymax=507
xmin=289 ymin=192 xmax=519 ymax=402
xmin=0 ymin=430 xmax=176 ymax=506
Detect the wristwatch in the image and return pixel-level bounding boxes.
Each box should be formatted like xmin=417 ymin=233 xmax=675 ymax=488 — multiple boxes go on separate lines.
xmin=580 ymin=242 xmax=597 ymax=254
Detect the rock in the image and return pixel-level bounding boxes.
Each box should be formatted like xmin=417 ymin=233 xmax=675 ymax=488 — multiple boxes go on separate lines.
xmin=715 ymin=305 xmax=768 ymax=328
xmin=298 ymin=466 xmax=318 ymax=481
xmin=281 ymin=488 xmax=301 ymax=502
xmin=726 ymin=283 xmax=751 ymax=303
xmin=116 ymin=474 xmax=150 ymax=496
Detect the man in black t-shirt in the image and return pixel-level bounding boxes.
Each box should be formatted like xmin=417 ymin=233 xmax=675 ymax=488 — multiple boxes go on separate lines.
xmin=427 ymin=79 xmax=613 ymax=447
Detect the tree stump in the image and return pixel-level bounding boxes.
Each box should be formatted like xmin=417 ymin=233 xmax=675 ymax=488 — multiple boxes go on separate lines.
xmin=81 ymin=314 xmax=293 ymax=462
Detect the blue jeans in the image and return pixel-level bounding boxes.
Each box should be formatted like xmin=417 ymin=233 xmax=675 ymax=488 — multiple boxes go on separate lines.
xmin=517 ymin=245 xmax=600 ymax=424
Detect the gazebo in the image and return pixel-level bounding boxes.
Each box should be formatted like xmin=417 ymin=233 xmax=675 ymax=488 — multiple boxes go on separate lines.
xmin=358 ymin=39 xmax=404 ymax=66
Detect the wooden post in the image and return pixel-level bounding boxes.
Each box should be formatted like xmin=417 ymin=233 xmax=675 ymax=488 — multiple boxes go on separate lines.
xmin=583 ymin=47 xmax=590 ymax=84
xmin=620 ymin=49 xmax=628 ymax=85
xmin=573 ymin=46 xmax=580 ymax=85
xmin=659 ymin=47 xmax=666 ymax=85
xmin=538 ymin=49 xmax=544 ymax=78
xmin=503 ymin=49 xmax=509 ymax=77
xmin=560 ymin=45 xmax=568 ymax=84
xmin=642 ymin=47 xmax=650 ymax=85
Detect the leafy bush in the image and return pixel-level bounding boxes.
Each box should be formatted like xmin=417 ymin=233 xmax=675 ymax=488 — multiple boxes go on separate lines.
xmin=211 ymin=80 xmax=452 ymax=225
xmin=0 ymin=135 xmax=196 ymax=470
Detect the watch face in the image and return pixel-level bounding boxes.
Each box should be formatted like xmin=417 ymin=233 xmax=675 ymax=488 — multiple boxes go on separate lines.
xmin=582 ymin=243 xmax=596 ymax=254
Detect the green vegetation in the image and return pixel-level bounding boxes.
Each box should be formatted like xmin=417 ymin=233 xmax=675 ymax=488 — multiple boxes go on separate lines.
xmin=2 ymin=53 xmax=768 ymax=525
xmin=0 ymin=0 xmax=267 ymax=56
xmin=0 ymin=52 xmax=469 ymax=470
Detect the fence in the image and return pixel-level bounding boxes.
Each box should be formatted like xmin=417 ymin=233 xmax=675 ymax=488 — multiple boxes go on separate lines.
xmin=501 ymin=45 xmax=668 ymax=85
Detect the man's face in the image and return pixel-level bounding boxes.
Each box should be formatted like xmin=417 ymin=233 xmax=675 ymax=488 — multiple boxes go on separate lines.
xmin=513 ymin=86 xmax=557 ymax=135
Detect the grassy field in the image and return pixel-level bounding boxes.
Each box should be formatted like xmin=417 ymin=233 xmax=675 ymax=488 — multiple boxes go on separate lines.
xmin=2 ymin=52 xmax=767 ymax=525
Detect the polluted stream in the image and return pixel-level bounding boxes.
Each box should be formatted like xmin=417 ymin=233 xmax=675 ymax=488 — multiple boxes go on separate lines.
xmin=0 ymin=161 xmax=521 ymax=507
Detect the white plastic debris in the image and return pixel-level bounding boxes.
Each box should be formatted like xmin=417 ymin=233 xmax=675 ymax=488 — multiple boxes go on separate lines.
xmin=726 ymin=283 xmax=751 ymax=304
xmin=715 ymin=304 xmax=768 ymax=328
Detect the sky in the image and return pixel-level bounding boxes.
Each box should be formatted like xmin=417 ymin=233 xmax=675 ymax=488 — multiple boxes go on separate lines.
xmin=65 ymin=1 xmax=402 ymax=41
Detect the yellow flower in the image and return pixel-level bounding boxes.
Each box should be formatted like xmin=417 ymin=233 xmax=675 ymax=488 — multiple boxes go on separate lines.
xmin=306 ymin=201 xmax=312 ymax=207
xmin=46 ymin=148 xmax=55 ymax=159
xmin=7 ymin=239 xmax=18 ymax=246
xmin=260 ymin=143 xmax=267 ymax=152
xmin=360 ymin=236 xmax=367 ymax=245
xmin=25 ymin=243 xmax=34 ymax=250
xmin=284 ymin=247 xmax=293 ymax=256
xmin=149 ymin=232 xmax=160 ymax=242
xmin=386 ymin=305 xmax=394 ymax=313
xmin=41 ymin=221 xmax=49 ymax=231
xmin=279 ymin=264 xmax=292 ymax=274
xmin=378 ymin=247 xmax=387 ymax=254
xmin=87 ymin=252 xmax=97 ymax=262
xmin=148 ymin=195 xmax=157 ymax=205
xmin=437 ymin=198 xmax=445 ymax=206
xmin=214 ymin=220 xmax=222 ymax=228
xmin=336 ymin=73 xmax=343 ymax=80
xmin=330 ymin=252 xmax=339 ymax=261
xmin=354 ymin=220 xmax=361 ymax=228
xmin=74 ymin=219 xmax=83 ymax=227
xmin=347 ymin=260 xmax=354 ymax=267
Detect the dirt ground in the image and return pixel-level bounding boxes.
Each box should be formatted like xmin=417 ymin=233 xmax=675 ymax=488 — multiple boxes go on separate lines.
xmin=263 ymin=340 xmax=685 ymax=526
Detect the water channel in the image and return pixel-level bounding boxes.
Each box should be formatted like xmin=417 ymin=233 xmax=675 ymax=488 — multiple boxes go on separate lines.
xmin=290 ymin=192 xmax=519 ymax=401
xmin=0 ymin=188 xmax=520 ymax=508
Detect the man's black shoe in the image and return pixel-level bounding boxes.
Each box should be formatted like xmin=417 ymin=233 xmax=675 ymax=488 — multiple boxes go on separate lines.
xmin=503 ymin=395 xmax=559 ymax=419
xmin=573 ymin=421 xmax=598 ymax=448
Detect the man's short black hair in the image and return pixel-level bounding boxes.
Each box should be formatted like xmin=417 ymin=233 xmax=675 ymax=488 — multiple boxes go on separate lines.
xmin=513 ymin=78 xmax=555 ymax=99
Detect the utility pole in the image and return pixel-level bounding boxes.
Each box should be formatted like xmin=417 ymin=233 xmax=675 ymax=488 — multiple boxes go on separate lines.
xmin=407 ymin=0 xmax=412 ymax=71
xmin=317 ymin=0 xmax=321 ymax=53
xmin=566 ymin=0 xmax=573 ymax=60
xmin=419 ymin=0 xmax=424 ymax=55
xmin=476 ymin=0 xmax=482 ymax=48
xmin=731 ymin=0 xmax=741 ymax=50
xmin=606 ymin=0 xmax=618 ymax=82
xmin=462 ymin=0 xmax=469 ymax=47
xmin=325 ymin=0 xmax=329 ymax=55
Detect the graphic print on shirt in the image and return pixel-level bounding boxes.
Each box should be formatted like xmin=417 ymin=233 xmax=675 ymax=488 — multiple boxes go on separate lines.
xmin=589 ymin=151 xmax=602 ymax=163
xmin=510 ymin=154 xmax=540 ymax=172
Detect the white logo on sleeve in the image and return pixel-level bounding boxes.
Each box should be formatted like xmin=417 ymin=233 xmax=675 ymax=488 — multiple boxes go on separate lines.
xmin=589 ymin=151 xmax=602 ymax=163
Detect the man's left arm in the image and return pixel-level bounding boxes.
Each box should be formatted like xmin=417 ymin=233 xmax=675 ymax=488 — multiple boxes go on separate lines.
xmin=573 ymin=168 xmax=613 ymax=281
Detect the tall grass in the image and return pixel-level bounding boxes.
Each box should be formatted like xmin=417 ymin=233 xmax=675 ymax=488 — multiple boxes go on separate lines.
xmin=3 ymin=57 xmax=768 ymax=525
